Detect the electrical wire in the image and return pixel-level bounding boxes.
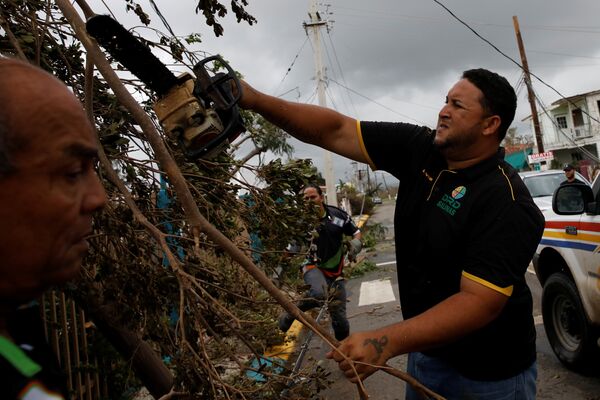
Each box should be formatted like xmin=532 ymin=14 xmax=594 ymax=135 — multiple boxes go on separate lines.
xmin=528 ymin=50 xmax=600 ymax=60
xmin=148 ymin=0 xmax=199 ymax=66
xmin=329 ymin=78 xmax=430 ymax=126
xmin=432 ymin=0 xmax=600 ymax=128
xmin=272 ymin=37 xmax=309 ymax=97
xmin=334 ymin=5 xmax=600 ymax=34
xmin=326 ymin=30 xmax=359 ymax=117
xmin=321 ymin=33 xmax=351 ymax=114
xmin=433 ymin=0 xmax=600 ymax=162
xmin=513 ymin=72 xmax=526 ymax=99
xmin=325 ymin=85 xmax=340 ymax=111
xmin=98 ymin=0 xmax=118 ymax=20
xmin=303 ymin=86 xmax=318 ymax=105
xmin=276 ymin=86 xmax=300 ymax=99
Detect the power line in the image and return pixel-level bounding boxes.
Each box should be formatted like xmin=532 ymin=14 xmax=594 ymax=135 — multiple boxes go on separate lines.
xmin=432 ymin=0 xmax=600 ymax=128
xmin=320 ymin=31 xmax=351 ymax=114
xmin=98 ymin=0 xmax=117 ymax=19
xmin=334 ymin=5 xmax=600 ymax=34
xmin=528 ymin=50 xmax=600 ymax=60
xmin=328 ymin=78 xmax=429 ymax=126
xmin=303 ymin=86 xmax=318 ymax=105
xmin=148 ymin=0 xmax=199 ymax=65
xmin=325 ymin=85 xmax=340 ymax=111
xmin=326 ymin=30 xmax=359 ymax=117
xmin=272 ymin=37 xmax=309 ymax=97
xmin=276 ymin=86 xmax=300 ymax=99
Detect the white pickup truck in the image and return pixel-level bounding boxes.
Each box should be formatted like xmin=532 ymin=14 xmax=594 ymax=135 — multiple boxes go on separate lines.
xmin=533 ymin=178 xmax=600 ymax=372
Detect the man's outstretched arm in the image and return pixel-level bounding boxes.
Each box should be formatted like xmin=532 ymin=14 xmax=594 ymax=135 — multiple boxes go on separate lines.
xmin=239 ymin=80 xmax=368 ymax=163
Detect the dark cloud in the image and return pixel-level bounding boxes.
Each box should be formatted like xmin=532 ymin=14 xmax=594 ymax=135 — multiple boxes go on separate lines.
xmin=89 ymin=0 xmax=600 ymax=182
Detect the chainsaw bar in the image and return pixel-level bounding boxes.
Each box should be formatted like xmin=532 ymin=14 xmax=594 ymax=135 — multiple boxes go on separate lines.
xmin=86 ymin=14 xmax=178 ymax=96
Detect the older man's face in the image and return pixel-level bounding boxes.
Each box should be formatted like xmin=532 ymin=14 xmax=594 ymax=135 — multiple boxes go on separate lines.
xmin=0 ymin=68 xmax=106 ymax=300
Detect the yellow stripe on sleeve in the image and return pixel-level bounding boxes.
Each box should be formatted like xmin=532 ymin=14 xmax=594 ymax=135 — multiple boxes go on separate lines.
xmin=462 ymin=271 xmax=514 ymax=297
xmin=356 ymin=120 xmax=377 ymax=170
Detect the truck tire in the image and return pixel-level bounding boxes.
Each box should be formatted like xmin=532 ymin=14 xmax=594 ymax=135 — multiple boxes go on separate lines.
xmin=542 ymin=272 xmax=598 ymax=373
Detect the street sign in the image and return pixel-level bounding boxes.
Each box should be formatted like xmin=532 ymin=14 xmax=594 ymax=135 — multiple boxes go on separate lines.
xmin=528 ymin=151 xmax=554 ymax=164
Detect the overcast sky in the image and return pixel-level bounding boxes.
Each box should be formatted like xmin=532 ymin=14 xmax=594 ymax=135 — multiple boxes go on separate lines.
xmin=90 ymin=0 xmax=600 ymax=185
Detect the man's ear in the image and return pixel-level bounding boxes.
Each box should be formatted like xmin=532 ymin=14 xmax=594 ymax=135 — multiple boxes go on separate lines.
xmin=482 ymin=115 xmax=501 ymax=137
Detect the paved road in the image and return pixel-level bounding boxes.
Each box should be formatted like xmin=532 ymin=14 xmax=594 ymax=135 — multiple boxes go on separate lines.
xmin=293 ymin=199 xmax=600 ymax=399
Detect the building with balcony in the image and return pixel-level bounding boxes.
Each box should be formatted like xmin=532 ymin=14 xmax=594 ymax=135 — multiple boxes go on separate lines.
xmin=524 ymin=89 xmax=600 ymax=180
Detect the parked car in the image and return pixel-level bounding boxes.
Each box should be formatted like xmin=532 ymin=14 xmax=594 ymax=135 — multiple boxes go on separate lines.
xmin=533 ymin=180 xmax=600 ymax=372
xmin=372 ymin=196 xmax=382 ymax=205
xmin=519 ymin=169 xmax=589 ymax=213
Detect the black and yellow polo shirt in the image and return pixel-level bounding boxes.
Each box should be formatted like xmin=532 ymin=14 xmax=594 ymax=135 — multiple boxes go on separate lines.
xmin=358 ymin=120 xmax=544 ymax=380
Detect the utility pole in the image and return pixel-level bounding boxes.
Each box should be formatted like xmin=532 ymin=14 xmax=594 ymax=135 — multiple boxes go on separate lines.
xmin=513 ymin=15 xmax=544 ymax=154
xmin=381 ymin=172 xmax=391 ymax=199
xmin=304 ymin=1 xmax=337 ymax=205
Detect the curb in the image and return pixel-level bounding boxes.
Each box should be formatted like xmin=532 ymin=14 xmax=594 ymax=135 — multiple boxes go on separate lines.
xmin=246 ymin=319 xmax=304 ymax=382
xmin=356 ymin=214 xmax=370 ymax=229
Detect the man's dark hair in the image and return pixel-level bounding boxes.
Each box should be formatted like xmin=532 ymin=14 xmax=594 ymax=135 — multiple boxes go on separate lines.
xmin=462 ymin=68 xmax=517 ymax=142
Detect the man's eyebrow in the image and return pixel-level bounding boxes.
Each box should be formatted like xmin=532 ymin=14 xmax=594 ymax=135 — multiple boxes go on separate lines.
xmin=63 ymin=143 xmax=99 ymax=159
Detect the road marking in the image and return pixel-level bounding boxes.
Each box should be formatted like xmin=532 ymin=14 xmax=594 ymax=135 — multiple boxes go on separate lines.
xmin=376 ymin=260 xmax=397 ymax=266
xmin=534 ymin=315 xmax=543 ymax=325
xmin=358 ymin=279 xmax=397 ymax=306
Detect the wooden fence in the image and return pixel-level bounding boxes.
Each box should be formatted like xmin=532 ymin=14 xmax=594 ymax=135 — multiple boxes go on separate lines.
xmin=41 ymin=291 xmax=108 ymax=400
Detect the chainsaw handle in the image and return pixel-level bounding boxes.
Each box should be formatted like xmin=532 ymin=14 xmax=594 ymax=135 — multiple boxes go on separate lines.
xmin=192 ymin=55 xmax=242 ymax=111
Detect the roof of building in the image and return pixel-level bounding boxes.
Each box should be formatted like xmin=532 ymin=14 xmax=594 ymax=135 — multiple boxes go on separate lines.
xmin=551 ymin=89 xmax=600 ymax=106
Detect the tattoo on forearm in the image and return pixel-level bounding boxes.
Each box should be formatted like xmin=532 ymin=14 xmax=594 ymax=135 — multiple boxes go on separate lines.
xmin=363 ymin=336 xmax=389 ymax=363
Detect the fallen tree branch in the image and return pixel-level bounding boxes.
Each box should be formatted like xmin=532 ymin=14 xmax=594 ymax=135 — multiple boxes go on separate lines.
xmin=58 ymin=1 xmax=443 ymax=399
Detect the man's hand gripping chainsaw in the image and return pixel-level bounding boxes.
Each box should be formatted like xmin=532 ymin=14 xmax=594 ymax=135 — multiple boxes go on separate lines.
xmin=86 ymin=14 xmax=245 ymax=160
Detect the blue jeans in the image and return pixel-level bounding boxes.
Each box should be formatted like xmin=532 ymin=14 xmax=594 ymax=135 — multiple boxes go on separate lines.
xmin=300 ymin=267 xmax=349 ymax=340
xmin=406 ymin=352 xmax=537 ymax=400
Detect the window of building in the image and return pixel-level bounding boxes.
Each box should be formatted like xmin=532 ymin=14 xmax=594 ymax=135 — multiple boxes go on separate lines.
xmin=556 ymin=115 xmax=567 ymax=129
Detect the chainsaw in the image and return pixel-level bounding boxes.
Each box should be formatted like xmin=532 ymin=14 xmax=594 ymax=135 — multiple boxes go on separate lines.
xmin=86 ymin=14 xmax=245 ymax=160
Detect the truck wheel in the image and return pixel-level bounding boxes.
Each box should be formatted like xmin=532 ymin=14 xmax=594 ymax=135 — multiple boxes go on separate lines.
xmin=542 ymin=273 xmax=598 ymax=373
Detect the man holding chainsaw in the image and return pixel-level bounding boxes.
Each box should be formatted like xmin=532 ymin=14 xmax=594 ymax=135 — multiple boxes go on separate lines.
xmin=278 ymin=184 xmax=362 ymax=341
xmin=0 ymin=58 xmax=107 ymax=399
xmin=238 ymin=68 xmax=543 ymax=399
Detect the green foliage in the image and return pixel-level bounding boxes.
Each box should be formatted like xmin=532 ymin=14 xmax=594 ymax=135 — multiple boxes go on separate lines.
xmin=0 ymin=1 xmax=329 ymax=398
xmin=195 ymin=0 xmax=256 ymax=37
xmin=361 ymin=222 xmax=387 ymax=249
xmin=345 ymin=259 xmax=377 ymax=279
xmin=125 ymin=0 xmax=150 ymax=25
